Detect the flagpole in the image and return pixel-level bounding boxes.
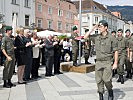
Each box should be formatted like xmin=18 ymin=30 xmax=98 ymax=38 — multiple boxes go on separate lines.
xmin=78 ymin=0 xmax=82 ymax=64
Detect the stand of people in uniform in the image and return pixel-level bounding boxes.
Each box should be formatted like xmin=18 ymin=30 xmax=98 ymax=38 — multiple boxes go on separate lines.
xmin=72 ymin=20 xmax=133 ymax=100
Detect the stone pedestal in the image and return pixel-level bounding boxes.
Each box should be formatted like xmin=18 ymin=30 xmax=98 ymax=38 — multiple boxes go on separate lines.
xmin=61 ymin=62 xmax=95 ymax=73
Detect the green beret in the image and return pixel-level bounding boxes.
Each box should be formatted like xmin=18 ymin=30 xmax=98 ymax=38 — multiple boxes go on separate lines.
xmin=99 ymin=20 xmax=108 ymax=27
xmin=85 ymin=29 xmax=89 ymax=33
xmin=72 ymin=26 xmax=77 ymax=31
xmin=5 ymin=26 xmax=12 ymax=31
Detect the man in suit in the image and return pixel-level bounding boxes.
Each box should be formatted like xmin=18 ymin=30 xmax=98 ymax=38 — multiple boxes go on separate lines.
xmin=45 ymin=35 xmax=58 ymax=77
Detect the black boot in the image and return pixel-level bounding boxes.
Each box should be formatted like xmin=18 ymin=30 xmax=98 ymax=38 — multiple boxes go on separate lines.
xmin=3 ymin=80 xmax=11 ymax=88
xmin=112 ymin=70 xmax=115 ymax=77
xmin=8 ymin=79 xmax=16 ymax=87
xmin=108 ymin=90 xmax=114 ymax=100
xmin=99 ymin=93 xmax=104 ymax=100
xmin=120 ymin=75 xmax=124 ymax=84
xmin=73 ymin=62 xmax=78 ymax=67
xmin=117 ymin=75 xmax=121 ymax=82
xmin=126 ymin=71 xmax=129 ymax=78
xmin=128 ymin=71 xmax=132 ymax=79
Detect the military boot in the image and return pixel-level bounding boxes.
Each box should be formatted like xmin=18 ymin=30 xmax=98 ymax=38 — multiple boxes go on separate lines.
xmin=73 ymin=62 xmax=78 ymax=67
xmin=128 ymin=71 xmax=132 ymax=79
xmin=85 ymin=60 xmax=91 ymax=64
xmin=117 ymin=75 xmax=121 ymax=82
xmin=99 ymin=93 xmax=104 ymax=100
xmin=8 ymin=79 xmax=16 ymax=87
xmin=126 ymin=71 xmax=130 ymax=78
xmin=108 ymin=90 xmax=114 ymax=100
xmin=3 ymin=80 xmax=11 ymax=88
xmin=120 ymin=75 xmax=124 ymax=84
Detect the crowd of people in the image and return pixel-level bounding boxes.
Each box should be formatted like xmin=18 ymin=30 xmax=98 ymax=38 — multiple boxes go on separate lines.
xmin=0 ymin=26 xmax=68 ymax=87
xmin=0 ymin=20 xmax=133 ymax=100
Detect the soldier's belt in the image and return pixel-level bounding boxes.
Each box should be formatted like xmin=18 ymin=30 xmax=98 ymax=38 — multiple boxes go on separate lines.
xmin=96 ymin=57 xmax=112 ymax=61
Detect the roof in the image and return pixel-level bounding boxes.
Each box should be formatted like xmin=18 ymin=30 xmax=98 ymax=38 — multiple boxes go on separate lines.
xmin=73 ymin=0 xmax=107 ymax=12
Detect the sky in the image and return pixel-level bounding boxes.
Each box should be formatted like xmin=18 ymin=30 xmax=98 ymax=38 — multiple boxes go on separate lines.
xmin=71 ymin=0 xmax=133 ymax=6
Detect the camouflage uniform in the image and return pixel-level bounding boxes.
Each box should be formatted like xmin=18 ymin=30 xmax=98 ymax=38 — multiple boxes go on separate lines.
xmin=125 ymin=36 xmax=132 ymax=78
xmin=90 ymin=33 xmax=118 ymax=94
xmin=1 ymin=35 xmax=15 ymax=81
xmin=71 ymin=33 xmax=79 ymax=66
xmin=116 ymin=36 xmax=127 ymax=83
xmin=84 ymin=38 xmax=91 ymax=64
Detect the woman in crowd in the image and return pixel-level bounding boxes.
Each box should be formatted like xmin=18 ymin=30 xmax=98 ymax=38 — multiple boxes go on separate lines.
xmin=15 ymin=27 xmax=30 ymax=84
xmin=31 ymin=32 xmax=42 ymax=79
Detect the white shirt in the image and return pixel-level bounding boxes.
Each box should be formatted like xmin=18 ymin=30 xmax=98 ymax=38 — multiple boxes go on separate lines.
xmin=31 ymin=38 xmax=41 ymax=58
xmin=63 ymin=41 xmax=69 ymax=50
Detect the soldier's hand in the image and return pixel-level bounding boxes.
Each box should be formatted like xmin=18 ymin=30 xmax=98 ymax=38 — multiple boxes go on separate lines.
xmin=112 ymin=63 xmax=117 ymax=69
xmin=7 ymin=56 xmax=12 ymax=61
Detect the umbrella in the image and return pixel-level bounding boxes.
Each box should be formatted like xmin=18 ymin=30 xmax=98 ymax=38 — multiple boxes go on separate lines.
xmin=37 ymin=30 xmax=62 ymax=37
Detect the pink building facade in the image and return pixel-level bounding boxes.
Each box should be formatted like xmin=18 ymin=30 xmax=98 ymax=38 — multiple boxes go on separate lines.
xmin=35 ymin=0 xmax=77 ymax=33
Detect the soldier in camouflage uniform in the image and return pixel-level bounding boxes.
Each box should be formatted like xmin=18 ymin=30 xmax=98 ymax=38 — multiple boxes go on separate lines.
xmin=71 ymin=26 xmax=79 ymax=66
xmin=111 ymin=31 xmax=117 ymax=77
xmin=129 ymin=32 xmax=133 ymax=79
xmin=125 ymin=29 xmax=132 ymax=79
xmin=116 ymin=29 xmax=127 ymax=84
xmin=84 ymin=20 xmax=118 ymax=100
xmin=1 ymin=26 xmax=16 ymax=88
xmin=84 ymin=29 xmax=91 ymax=64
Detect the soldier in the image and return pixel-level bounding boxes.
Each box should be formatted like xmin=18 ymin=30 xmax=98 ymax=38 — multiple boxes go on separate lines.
xmin=125 ymin=29 xmax=132 ymax=79
xmin=111 ymin=31 xmax=117 ymax=77
xmin=116 ymin=29 xmax=127 ymax=84
xmin=129 ymin=35 xmax=133 ymax=78
xmin=111 ymin=31 xmax=116 ymax=37
xmin=84 ymin=29 xmax=91 ymax=64
xmin=84 ymin=20 xmax=118 ymax=100
xmin=71 ymin=26 xmax=79 ymax=66
xmin=1 ymin=26 xmax=16 ymax=88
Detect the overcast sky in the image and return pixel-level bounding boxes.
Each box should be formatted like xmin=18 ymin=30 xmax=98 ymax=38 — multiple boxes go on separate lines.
xmin=71 ymin=0 xmax=133 ymax=6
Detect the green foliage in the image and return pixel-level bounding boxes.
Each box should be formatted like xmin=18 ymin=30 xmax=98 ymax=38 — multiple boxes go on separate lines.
xmin=58 ymin=35 xmax=68 ymax=40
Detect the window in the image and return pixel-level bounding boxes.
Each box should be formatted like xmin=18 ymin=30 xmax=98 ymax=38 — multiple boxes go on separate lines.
xmin=66 ymin=12 xmax=69 ymax=18
xmin=12 ymin=0 xmax=16 ymax=4
xmin=58 ymin=9 xmax=63 ymax=16
xmin=37 ymin=19 xmax=42 ymax=28
xmin=48 ymin=20 xmax=52 ymax=29
xmin=38 ymin=4 xmax=42 ymax=12
xmin=95 ymin=17 xmax=98 ymax=24
xmin=69 ymin=5 xmax=71 ymax=9
xmin=58 ymin=21 xmax=62 ymax=30
xmin=48 ymin=6 xmax=52 ymax=14
xmin=25 ymin=15 xmax=29 ymax=26
xmin=25 ymin=0 xmax=30 ymax=7
xmin=12 ymin=13 xmax=18 ymax=25
xmin=82 ymin=16 xmax=88 ymax=23
xmin=66 ymin=23 xmax=69 ymax=31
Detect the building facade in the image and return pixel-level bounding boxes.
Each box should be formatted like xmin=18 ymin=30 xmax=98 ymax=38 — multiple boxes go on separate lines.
xmin=35 ymin=0 xmax=77 ymax=33
xmin=0 ymin=0 xmax=35 ymax=33
xmin=73 ymin=0 xmax=118 ymax=35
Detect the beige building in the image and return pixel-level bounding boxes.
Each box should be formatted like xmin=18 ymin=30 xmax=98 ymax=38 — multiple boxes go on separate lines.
xmin=73 ymin=0 xmax=118 ymax=35
xmin=35 ymin=0 xmax=77 ymax=33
